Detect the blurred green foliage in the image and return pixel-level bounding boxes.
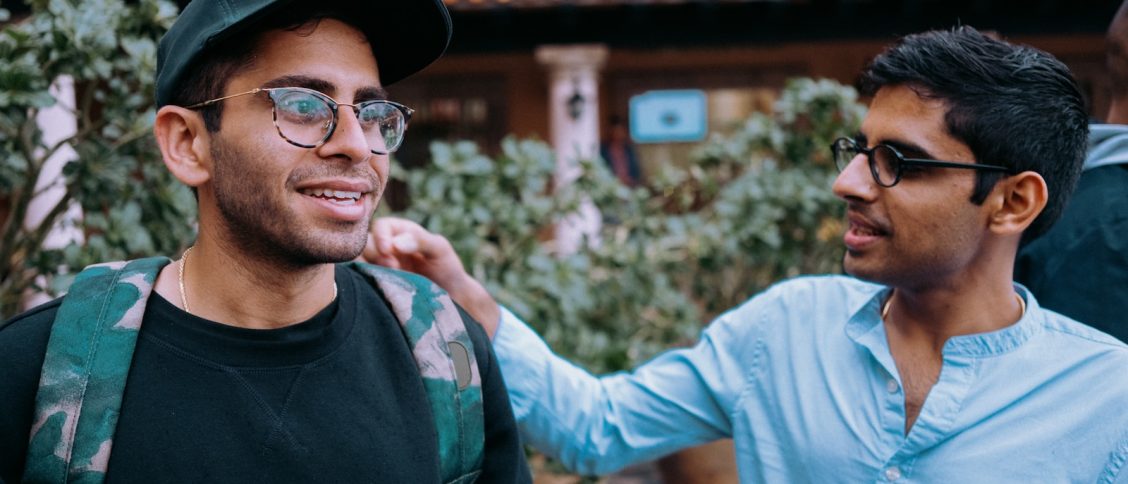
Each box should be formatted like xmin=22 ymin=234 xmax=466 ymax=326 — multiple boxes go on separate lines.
xmin=0 ymin=0 xmax=193 ymax=320
xmin=0 ymin=3 xmax=864 ymax=368
xmin=389 ymin=78 xmax=866 ymax=371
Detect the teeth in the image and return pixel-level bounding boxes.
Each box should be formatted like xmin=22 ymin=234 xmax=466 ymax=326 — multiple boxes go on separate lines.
xmin=854 ymin=226 xmax=879 ymax=236
xmin=301 ymin=188 xmax=362 ymax=201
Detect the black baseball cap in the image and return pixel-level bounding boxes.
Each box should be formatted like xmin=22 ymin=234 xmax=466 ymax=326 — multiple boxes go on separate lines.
xmin=155 ymin=0 xmax=452 ymax=107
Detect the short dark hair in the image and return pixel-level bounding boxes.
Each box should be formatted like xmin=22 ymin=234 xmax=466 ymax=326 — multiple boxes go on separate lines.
xmin=166 ymin=7 xmax=355 ymax=133
xmin=858 ymin=26 xmax=1089 ymax=242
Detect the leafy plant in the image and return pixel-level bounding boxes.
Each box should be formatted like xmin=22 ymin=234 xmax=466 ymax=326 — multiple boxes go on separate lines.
xmin=389 ymin=78 xmax=866 ymax=371
xmin=386 ymin=137 xmax=700 ymax=372
xmin=0 ymin=0 xmax=194 ymax=320
xmin=673 ymin=78 xmax=865 ymax=316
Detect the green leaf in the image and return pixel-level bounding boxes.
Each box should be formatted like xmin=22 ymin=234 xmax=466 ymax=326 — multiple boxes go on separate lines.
xmin=0 ymin=0 xmax=186 ymax=319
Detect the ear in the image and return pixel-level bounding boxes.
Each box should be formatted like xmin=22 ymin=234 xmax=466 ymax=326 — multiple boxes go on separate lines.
xmin=154 ymin=105 xmax=211 ymax=188
xmin=986 ymin=171 xmax=1048 ymax=236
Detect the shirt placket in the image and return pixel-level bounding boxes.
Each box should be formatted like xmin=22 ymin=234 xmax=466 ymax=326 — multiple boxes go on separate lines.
xmin=877 ymin=354 xmax=978 ymax=483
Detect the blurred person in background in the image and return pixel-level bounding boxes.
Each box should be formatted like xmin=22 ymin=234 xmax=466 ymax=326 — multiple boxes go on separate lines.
xmin=600 ymin=114 xmax=643 ymax=187
xmin=1014 ymin=0 xmax=1128 ymax=343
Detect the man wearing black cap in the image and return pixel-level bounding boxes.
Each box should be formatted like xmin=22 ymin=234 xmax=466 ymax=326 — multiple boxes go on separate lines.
xmin=0 ymin=1 xmax=530 ymax=483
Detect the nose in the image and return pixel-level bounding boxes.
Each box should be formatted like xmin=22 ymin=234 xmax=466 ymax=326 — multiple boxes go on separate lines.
xmin=317 ymin=104 xmax=374 ymax=163
xmin=832 ymin=152 xmax=878 ymax=203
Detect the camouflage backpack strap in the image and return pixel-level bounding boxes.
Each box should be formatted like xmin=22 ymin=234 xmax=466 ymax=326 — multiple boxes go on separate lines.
xmin=347 ymin=262 xmax=485 ymax=484
xmin=24 ymin=257 xmax=169 ymax=484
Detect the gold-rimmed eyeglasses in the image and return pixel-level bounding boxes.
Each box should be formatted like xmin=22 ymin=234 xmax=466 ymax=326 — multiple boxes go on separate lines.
xmin=186 ymin=86 xmax=414 ymax=155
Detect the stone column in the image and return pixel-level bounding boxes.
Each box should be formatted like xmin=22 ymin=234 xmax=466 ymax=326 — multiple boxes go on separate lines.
xmin=535 ymin=44 xmax=608 ymax=253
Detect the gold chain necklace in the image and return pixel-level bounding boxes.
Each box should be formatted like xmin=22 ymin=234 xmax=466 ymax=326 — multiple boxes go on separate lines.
xmin=881 ymin=291 xmax=1026 ymax=320
xmin=178 ymin=246 xmax=193 ymax=313
xmin=177 ymin=246 xmax=337 ymax=315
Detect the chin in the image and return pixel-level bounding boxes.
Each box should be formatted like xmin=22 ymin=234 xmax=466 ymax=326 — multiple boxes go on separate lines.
xmin=314 ymin=241 xmax=367 ymax=264
xmin=278 ymin=232 xmax=367 ymax=266
xmin=842 ymin=257 xmax=886 ymax=285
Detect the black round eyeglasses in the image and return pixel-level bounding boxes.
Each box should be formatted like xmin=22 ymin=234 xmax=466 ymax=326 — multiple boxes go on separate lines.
xmin=831 ymin=137 xmax=1013 ymax=187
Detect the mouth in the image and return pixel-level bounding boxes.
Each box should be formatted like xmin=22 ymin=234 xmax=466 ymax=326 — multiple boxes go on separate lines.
xmin=294 ymin=179 xmax=376 ymax=223
xmin=847 ymin=222 xmax=885 ymax=237
xmin=843 ymin=212 xmax=888 ymax=251
xmin=299 ymin=187 xmax=364 ymax=205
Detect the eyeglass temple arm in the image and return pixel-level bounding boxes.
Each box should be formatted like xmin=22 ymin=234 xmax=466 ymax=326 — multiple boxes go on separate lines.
xmin=901 ymin=158 xmax=1014 ymax=173
xmin=184 ymin=88 xmax=265 ymax=109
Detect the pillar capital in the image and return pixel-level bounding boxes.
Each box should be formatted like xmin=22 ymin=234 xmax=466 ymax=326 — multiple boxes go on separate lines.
xmin=535 ymin=44 xmax=609 ymax=79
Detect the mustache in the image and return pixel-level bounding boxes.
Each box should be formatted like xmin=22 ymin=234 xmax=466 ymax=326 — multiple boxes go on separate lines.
xmin=844 ymin=203 xmax=889 ymax=232
xmin=287 ymin=166 xmax=383 ymax=190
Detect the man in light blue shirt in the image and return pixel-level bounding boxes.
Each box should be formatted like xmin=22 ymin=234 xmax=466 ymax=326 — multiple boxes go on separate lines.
xmin=368 ymin=27 xmax=1128 ymax=482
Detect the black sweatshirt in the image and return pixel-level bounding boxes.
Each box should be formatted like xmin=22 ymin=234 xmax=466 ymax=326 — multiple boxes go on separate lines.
xmin=1 ymin=265 xmax=531 ymax=483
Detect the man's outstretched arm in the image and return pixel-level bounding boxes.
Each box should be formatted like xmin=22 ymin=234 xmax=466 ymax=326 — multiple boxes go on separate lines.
xmin=364 ymin=218 xmax=745 ymax=475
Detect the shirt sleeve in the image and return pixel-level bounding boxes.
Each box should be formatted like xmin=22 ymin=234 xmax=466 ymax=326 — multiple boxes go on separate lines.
xmin=493 ymin=305 xmax=757 ymax=476
xmin=458 ymin=306 xmax=533 ymax=483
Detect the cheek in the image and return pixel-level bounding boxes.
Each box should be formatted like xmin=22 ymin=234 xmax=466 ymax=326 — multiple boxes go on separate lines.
xmin=370 ymin=156 xmax=391 ymax=185
xmin=888 ymin=197 xmax=952 ymax=245
xmin=897 ymin=200 xmax=983 ymax=254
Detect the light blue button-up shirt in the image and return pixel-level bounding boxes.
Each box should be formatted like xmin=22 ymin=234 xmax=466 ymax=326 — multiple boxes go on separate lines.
xmin=495 ymin=276 xmax=1128 ymax=483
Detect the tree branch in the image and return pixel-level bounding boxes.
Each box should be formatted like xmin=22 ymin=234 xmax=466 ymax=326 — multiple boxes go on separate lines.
xmin=110 ymin=124 xmax=152 ymax=151
xmin=0 ymin=114 xmax=45 ymax=284
xmin=26 ymin=190 xmax=76 ymax=251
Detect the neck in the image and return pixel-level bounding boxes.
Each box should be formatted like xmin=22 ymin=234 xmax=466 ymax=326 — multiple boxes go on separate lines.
xmin=174 ymin=237 xmax=338 ymax=329
xmin=1106 ymin=103 xmax=1128 ymax=125
xmin=881 ymin=234 xmax=1027 ymax=343
xmin=882 ymin=281 xmax=1024 ymax=352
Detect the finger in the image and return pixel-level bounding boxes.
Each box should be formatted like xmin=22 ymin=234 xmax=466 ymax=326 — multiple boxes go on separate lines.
xmin=370 ymin=253 xmax=404 ymax=270
xmin=410 ymin=230 xmax=454 ymax=261
xmin=392 ymin=233 xmax=419 ymax=254
xmin=371 ymin=217 xmax=398 ymax=255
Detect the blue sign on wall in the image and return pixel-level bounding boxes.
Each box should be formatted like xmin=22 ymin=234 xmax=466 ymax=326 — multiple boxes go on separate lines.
xmin=629 ymin=89 xmax=707 ymax=143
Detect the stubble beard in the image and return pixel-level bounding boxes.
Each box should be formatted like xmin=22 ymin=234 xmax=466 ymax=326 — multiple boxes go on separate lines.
xmin=209 ymin=136 xmax=374 ymax=269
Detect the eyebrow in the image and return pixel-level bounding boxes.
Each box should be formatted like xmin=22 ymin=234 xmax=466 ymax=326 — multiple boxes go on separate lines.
xmin=854 ymin=131 xmax=940 ymax=160
xmin=261 ymin=75 xmax=334 ymax=94
xmin=260 ymin=75 xmax=389 ymax=102
xmin=354 ymin=86 xmax=389 ymax=103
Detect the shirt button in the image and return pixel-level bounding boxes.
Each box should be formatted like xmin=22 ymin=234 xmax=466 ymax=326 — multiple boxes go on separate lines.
xmin=885 ymin=466 xmax=902 ymax=481
xmin=886 ymin=378 xmax=899 ymax=394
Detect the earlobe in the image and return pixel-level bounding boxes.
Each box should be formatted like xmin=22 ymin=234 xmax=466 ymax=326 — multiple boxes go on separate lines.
xmin=154 ymin=106 xmax=211 ymax=187
xmin=988 ymin=171 xmax=1048 ymax=236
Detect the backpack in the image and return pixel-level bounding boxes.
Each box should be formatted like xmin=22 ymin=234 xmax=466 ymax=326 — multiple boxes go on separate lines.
xmin=23 ymin=257 xmax=483 ymax=484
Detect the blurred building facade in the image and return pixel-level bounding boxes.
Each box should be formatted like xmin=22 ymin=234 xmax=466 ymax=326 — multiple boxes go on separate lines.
xmin=391 ymin=0 xmax=1115 ymax=179
xmin=1 ymin=0 xmax=1114 ymax=259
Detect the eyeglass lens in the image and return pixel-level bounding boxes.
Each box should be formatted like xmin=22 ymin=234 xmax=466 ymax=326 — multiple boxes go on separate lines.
xmin=832 ymin=138 xmax=901 ymax=186
xmin=269 ymin=89 xmax=408 ymax=154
